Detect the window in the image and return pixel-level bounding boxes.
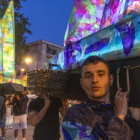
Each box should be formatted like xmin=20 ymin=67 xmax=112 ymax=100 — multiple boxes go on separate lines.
xmin=47 ymin=47 xmax=56 ymax=55
xmin=17 ymin=70 xmax=20 ymax=76
xmin=23 ymin=70 xmax=26 ymax=75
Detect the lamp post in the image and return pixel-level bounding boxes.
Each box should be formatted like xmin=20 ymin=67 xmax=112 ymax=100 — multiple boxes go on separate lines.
xmin=21 ymin=68 xmax=25 ymax=72
xmin=25 ymin=58 xmax=31 ymax=88
xmin=26 ymin=58 xmax=31 ymax=74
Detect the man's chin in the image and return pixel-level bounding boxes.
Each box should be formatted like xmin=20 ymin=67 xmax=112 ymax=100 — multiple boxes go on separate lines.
xmin=89 ymin=92 xmax=106 ymax=99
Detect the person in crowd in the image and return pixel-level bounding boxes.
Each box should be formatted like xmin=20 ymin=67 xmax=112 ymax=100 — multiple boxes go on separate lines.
xmin=12 ymin=87 xmax=29 ymax=140
xmin=62 ymin=56 xmax=140 ymax=140
xmin=5 ymin=96 xmax=13 ymax=129
xmin=28 ymin=91 xmax=68 ymax=140
xmin=0 ymin=93 xmax=6 ymax=140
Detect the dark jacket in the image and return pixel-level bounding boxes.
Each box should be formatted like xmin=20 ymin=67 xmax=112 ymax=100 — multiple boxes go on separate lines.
xmin=64 ymin=98 xmax=140 ymax=140
xmin=12 ymin=94 xmax=29 ymax=116
xmin=0 ymin=94 xmax=6 ymax=119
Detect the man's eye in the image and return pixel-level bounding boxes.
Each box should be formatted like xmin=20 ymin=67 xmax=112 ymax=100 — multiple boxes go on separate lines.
xmin=98 ymin=74 xmax=104 ymax=77
xmin=85 ymin=75 xmax=91 ymax=78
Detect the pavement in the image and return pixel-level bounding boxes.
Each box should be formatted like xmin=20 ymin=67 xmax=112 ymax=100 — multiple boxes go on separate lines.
xmin=1 ymin=124 xmax=64 ymax=140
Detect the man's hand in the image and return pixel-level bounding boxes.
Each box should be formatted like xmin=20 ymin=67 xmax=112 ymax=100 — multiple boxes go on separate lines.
xmin=59 ymin=98 xmax=68 ymax=117
xmin=114 ymin=88 xmax=128 ymax=121
xmin=15 ymin=95 xmax=20 ymax=100
xmin=61 ymin=99 xmax=68 ymax=106
xmin=128 ymin=107 xmax=140 ymax=121
xmin=45 ymin=97 xmax=51 ymax=108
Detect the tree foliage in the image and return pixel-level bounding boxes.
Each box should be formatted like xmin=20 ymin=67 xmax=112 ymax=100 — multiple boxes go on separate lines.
xmin=0 ymin=0 xmax=32 ymax=65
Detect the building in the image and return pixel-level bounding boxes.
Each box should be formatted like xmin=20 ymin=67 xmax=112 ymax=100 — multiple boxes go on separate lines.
xmin=16 ymin=40 xmax=63 ymax=81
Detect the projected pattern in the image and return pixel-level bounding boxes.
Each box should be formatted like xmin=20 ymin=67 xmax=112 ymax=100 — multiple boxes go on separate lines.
xmin=64 ymin=0 xmax=140 ymax=46
xmin=0 ymin=75 xmax=27 ymax=87
xmin=1 ymin=1 xmax=15 ymax=77
xmin=0 ymin=21 xmax=3 ymax=74
xmin=49 ymin=13 xmax=140 ymax=71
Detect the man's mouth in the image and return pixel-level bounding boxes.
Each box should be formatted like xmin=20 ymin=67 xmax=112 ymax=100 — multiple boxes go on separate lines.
xmin=92 ymin=86 xmax=100 ymax=90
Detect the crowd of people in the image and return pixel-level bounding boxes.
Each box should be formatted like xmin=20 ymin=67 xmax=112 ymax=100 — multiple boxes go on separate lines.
xmin=0 ymin=56 xmax=140 ymax=140
xmin=0 ymin=88 xmax=30 ymax=140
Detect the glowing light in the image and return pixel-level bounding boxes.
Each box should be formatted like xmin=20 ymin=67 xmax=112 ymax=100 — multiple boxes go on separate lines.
xmin=1 ymin=1 xmax=15 ymax=77
xmin=26 ymin=59 xmax=31 ymax=64
xmin=21 ymin=69 xmax=25 ymax=72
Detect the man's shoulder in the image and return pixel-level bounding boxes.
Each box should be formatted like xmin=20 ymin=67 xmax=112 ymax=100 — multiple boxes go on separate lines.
xmin=30 ymin=97 xmax=40 ymax=103
xmin=28 ymin=97 xmax=41 ymax=113
xmin=0 ymin=95 xmax=5 ymax=101
xmin=67 ymin=103 xmax=87 ymax=113
xmin=70 ymin=103 xmax=86 ymax=108
xmin=64 ymin=103 xmax=89 ymax=124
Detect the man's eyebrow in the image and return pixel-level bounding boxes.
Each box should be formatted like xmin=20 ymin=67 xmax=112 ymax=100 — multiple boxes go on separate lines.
xmin=83 ymin=71 xmax=92 ymax=75
xmin=97 ymin=70 xmax=106 ymax=73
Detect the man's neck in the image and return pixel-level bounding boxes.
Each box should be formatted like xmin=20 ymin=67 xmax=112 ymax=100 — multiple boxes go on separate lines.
xmin=39 ymin=93 xmax=46 ymax=99
xmin=88 ymin=92 xmax=111 ymax=104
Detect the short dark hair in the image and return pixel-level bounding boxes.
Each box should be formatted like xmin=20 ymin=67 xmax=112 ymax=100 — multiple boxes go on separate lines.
xmin=24 ymin=87 xmax=27 ymax=91
xmin=81 ymin=56 xmax=110 ymax=75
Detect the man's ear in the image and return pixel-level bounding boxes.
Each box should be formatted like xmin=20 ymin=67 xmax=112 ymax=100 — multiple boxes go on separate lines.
xmin=80 ymin=78 xmax=84 ymax=90
xmin=109 ymin=74 xmax=114 ymax=86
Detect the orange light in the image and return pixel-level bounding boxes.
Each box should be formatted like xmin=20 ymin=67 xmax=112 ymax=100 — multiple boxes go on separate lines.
xmin=26 ymin=58 xmax=31 ymax=64
xmin=21 ymin=69 xmax=25 ymax=72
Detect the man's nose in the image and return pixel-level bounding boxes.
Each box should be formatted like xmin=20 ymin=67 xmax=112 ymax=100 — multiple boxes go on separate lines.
xmin=92 ymin=74 xmax=98 ymax=83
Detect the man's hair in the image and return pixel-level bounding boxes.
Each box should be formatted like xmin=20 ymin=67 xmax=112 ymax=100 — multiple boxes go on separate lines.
xmin=81 ymin=56 xmax=110 ymax=75
xmin=24 ymin=87 xmax=27 ymax=91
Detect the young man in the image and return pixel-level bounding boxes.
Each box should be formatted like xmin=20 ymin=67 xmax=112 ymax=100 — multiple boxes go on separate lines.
xmin=12 ymin=87 xmax=29 ymax=140
xmin=62 ymin=56 xmax=140 ymax=140
xmin=0 ymin=93 xmax=6 ymax=140
xmin=28 ymin=91 xmax=68 ymax=140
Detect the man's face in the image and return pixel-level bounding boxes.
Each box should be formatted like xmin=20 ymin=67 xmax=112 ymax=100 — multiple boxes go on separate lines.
xmin=21 ymin=91 xmax=26 ymax=95
xmin=80 ymin=62 xmax=112 ymax=99
xmin=35 ymin=91 xmax=42 ymax=97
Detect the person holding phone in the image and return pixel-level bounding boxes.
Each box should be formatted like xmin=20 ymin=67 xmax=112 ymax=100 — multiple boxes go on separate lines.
xmin=28 ymin=91 xmax=68 ymax=140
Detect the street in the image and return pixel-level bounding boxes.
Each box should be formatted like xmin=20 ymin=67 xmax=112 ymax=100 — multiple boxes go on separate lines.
xmin=2 ymin=124 xmax=64 ymax=140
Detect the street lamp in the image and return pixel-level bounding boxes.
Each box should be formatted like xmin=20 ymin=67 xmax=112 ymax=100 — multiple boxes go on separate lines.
xmin=21 ymin=68 xmax=25 ymax=72
xmin=25 ymin=58 xmax=31 ymax=73
xmin=26 ymin=58 xmax=31 ymax=64
xmin=25 ymin=58 xmax=31 ymax=91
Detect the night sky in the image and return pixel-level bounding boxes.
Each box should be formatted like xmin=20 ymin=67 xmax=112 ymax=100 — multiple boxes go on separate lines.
xmin=20 ymin=0 xmax=74 ymax=46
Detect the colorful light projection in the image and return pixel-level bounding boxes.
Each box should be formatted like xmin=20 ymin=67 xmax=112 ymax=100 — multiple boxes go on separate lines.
xmin=0 ymin=1 xmax=27 ymax=86
xmin=64 ymin=0 xmax=140 ymax=46
xmin=0 ymin=21 xmax=3 ymax=74
xmin=49 ymin=12 xmax=140 ymax=71
xmin=1 ymin=1 xmax=15 ymax=77
xmin=0 ymin=75 xmax=27 ymax=87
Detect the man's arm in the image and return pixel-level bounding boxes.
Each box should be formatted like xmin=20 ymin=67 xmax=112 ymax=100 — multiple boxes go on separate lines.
xmin=59 ymin=99 xmax=68 ymax=117
xmin=28 ymin=97 xmax=51 ymax=126
xmin=11 ymin=96 xmax=17 ymax=105
xmin=126 ymin=107 xmax=140 ymax=139
xmin=16 ymin=95 xmax=29 ymax=108
xmin=22 ymin=95 xmax=29 ymax=106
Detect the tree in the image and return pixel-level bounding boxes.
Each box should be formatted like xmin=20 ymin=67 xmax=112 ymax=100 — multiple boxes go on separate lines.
xmin=0 ymin=0 xmax=32 ymax=65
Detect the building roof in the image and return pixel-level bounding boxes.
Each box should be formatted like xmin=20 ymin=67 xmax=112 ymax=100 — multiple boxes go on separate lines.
xmin=27 ymin=39 xmax=64 ymax=49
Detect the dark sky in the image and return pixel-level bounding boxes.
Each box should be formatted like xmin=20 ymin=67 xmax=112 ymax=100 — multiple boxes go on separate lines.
xmin=20 ymin=0 xmax=74 ymax=46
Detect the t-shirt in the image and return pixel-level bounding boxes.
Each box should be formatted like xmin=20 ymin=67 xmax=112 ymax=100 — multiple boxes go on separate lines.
xmin=28 ymin=96 xmax=63 ymax=140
